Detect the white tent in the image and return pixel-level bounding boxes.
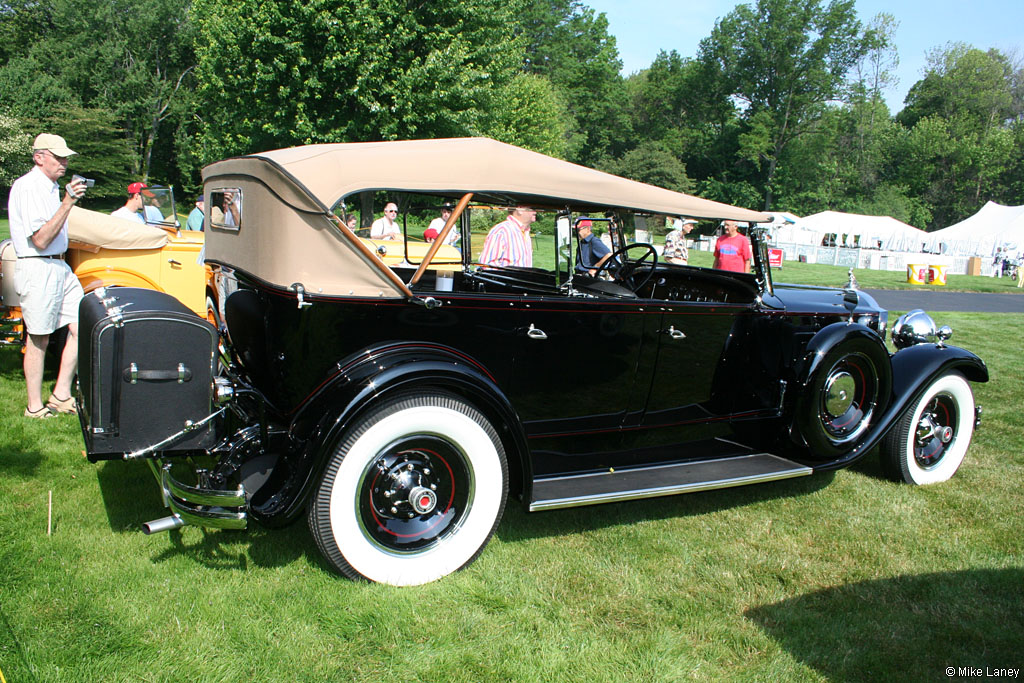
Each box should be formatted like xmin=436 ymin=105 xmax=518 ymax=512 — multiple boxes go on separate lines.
xmin=791 ymin=211 xmax=928 ymax=251
xmin=924 ymin=202 xmax=1024 ymax=257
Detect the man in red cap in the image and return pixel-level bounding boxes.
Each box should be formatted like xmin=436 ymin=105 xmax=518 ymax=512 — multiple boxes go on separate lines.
xmin=6 ymin=133 xmax=88 ymax=417
xmin=575 ymin=217 xmax=613 ymax=276
xmin=111 ymin=182 xmax=148 ymax=223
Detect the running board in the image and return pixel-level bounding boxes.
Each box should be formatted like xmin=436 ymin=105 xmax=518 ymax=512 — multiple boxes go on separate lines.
xmin=529 ymin=453 xmax=813 ymax=511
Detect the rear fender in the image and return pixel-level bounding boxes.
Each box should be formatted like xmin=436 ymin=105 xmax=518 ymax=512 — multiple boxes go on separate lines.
xmin=247 ymin=343 xmax=529 ymax=526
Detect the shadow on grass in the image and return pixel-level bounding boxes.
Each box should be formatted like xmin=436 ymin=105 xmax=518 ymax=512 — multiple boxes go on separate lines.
xmin=0 ymin=443 xmax=45 ymax=477
xmin=497 ymin=470 xmax=836 ymax=544
xmin=746 ymin=567 xmax=1024 ymax=681
xmin=151 ymin=523 xmax=321 ymax=574
xmin=94 ymin=458 xmax=324 ymax=572
xmin=92 ymin=452 xmax=838 ymax=579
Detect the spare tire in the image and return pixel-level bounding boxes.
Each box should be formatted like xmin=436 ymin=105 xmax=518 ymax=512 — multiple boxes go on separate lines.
xmin=795 ymin=331 xmax=891 ymax=459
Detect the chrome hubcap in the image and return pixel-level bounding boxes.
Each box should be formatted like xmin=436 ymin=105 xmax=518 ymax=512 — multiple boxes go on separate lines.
xmin=824 ymin=372 xmax=855 ymax=417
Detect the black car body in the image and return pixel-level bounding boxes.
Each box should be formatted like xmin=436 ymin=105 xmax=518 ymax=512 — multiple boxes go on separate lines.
xmin=76 ymin=138 xmax=987 ymax=585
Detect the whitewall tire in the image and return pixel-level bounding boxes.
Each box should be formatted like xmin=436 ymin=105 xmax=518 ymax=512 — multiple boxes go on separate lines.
xmin=308 ymin=393 xmax=508 ymax=586
xmin=881 ymin=372 xmax=976 ymax=485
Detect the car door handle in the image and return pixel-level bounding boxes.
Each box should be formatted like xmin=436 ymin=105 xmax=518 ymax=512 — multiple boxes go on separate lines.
xmin=167 ymin=259 xmax=182 ymax=267
xmin=527 ymin=324 xmax=547 ymax=340
xmin=664 ymin=325 xmax=686 ymax=340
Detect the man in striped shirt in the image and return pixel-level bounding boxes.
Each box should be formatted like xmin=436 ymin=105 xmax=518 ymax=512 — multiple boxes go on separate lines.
xmin=479 ymin=206 xmax=536 ymax=268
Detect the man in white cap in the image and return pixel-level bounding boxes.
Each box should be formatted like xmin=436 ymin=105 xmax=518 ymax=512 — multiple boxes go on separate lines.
xmin=664 ymin=217 xmax=697 ymax=265
xmin=6 ymin=133 xmax=88 ymax=417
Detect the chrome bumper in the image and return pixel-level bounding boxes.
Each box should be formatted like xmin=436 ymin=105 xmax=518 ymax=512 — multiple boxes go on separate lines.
xmin=0 ymin=315 xmax=23 ymax=345
xmin=145 ymin=459 xmax=247 ymax=532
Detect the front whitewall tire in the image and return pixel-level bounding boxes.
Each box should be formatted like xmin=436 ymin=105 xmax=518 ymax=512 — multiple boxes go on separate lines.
xmin=881 ymin=372 xmax=975 ymax=485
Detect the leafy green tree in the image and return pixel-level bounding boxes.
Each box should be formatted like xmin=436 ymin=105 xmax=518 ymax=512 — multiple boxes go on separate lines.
xmin=0 ymin=0 xmax=196 ymax=184
xmin=519 ymin=0 xmax=629 ymax=165
xmin=698 ymin=0 xmax=867 ymax=210
xmin=894 ymin=45 xmax=1019 ymax=228
xmin=0 ymin=108 xmax=31 ymax=188
xmin=604 ymin=140 xmax=693 ymax=193
xmin=479 ymin=73 xmax=568 ymax=159
xmin=190 ymin=0 xmax=565 ymax=165
xmin=22 ymin=106 xmax=139 ymax=204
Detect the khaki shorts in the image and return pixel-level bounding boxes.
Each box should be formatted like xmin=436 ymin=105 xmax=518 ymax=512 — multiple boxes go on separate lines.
xmin=14 ymin=257 xmax=84 ymax=336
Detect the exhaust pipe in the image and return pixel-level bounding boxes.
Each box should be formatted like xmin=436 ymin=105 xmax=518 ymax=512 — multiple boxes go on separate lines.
xmin=142 ymin=514 xmax=186 ymax=534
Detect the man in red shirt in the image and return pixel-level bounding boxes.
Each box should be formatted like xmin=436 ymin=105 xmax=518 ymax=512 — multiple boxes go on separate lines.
xmin=713 ymin=220 xmax=753 ymax=273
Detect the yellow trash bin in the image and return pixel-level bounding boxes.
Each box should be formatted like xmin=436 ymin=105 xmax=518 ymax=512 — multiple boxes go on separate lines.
xmin=928 ymin=265 xmax=947 ymax=286
xmin=907 ymin=264 xmax=928 ymax=285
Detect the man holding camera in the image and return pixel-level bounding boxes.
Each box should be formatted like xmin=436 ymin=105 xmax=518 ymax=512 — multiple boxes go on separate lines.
xmin=7 ymin=133 xmax=88 ymax=417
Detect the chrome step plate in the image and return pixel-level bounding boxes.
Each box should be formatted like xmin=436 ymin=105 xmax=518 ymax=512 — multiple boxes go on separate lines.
xmin=529 ymin=453 xmax=813 ymax=511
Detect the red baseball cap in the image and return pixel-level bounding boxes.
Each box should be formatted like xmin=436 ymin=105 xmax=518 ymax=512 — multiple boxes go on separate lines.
xmin=423 ymin=227 xmax=439 ymax=241
xmin=127 ymin=182 xmax=147 ymax=195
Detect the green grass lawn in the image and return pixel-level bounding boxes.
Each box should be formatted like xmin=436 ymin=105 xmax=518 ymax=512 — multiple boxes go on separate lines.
xmin=0 ymin=212 xmax=1021 ymax=679
xmin=1 ymin=312 xmax=1021 ymax=680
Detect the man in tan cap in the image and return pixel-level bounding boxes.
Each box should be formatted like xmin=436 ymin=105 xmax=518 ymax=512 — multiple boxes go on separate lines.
xmin=664 ymin=217 xmax=697 ymax=265
xmin=6 ymin=133 xmax=88 ymax=417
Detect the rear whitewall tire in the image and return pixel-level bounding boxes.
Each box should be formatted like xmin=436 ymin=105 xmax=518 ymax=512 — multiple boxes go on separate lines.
xmin=881 ymin=372 xmax=975 ymax=485
xmin=309 ymin=393 xmax=508 ymax=586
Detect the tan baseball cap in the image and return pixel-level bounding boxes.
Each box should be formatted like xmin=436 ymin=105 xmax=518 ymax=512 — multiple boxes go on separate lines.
xmin=33 ymin=133 xmax=76 ymax=157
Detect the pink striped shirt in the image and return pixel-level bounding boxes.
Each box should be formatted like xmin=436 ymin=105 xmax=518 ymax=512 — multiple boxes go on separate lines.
xmin=479 ymin=215 xmax=532 ymax=268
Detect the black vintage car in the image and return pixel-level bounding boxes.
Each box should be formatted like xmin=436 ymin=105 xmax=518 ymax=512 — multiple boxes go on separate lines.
xmin=76 ymin=138 xmax=987 ymax=586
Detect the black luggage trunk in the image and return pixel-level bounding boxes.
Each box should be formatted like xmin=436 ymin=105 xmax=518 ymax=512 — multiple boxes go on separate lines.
xmin=78 ymin=287 xmax=219 ymax=460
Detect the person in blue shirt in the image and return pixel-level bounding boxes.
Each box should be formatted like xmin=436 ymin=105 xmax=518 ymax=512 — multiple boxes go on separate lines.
xmin=575 ymin=218 xmax=614 ymax=276
xmin=186 ymin=196 xmax=204 ymax=231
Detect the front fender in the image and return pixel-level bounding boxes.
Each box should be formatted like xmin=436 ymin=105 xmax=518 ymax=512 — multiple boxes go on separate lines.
xmin=813 ymin=342 xmax=988 ymax=471
xmin=796 ymin=322 xmax=888 ymax=388
xmin=247 ymin=342 xmax=529 ymax=526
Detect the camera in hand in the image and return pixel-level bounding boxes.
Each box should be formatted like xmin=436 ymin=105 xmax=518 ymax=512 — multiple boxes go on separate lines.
xmin=71 ymin=174 xmax=96 ymax=188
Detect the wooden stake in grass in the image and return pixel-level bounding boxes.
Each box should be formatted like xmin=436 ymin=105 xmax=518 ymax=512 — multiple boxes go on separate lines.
xmin=48 ymin=490 xmax=52 ymax=536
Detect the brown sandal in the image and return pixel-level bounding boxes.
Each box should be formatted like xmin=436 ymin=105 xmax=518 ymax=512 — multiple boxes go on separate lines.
xmin=46 ymin=394 xmax=78 ymax=415
xmin=24 ymin=405 xmax=55 ymax=418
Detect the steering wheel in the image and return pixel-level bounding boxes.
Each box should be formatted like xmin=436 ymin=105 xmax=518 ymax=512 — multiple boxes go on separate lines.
xmin=592 ymin=243 xmax=658 ymax=293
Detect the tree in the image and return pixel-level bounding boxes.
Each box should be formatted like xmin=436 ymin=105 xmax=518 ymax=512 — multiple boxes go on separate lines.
xmin=604 ymin=140 xmax=693 ymax=193
xmin=0 ymin=108 xmax=31 ymax=188
xmin=894 ymin=45 xmax=1019 ymax=228
xmin=518 ymin=0 xmax=629 ymax=165
xmin=698 ymin=0 xmax=867 ymax=210
xmin=0 ymin=0 xmax=197 ymax=184
xmin=190 ymin=0 xmax=566 ymax=165
xmin=22 ymin=105 xmax=139 ymax=203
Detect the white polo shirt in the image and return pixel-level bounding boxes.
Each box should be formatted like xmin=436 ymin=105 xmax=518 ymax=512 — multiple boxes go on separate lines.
xmin=7 ymin=166 xmax=69 ymax=257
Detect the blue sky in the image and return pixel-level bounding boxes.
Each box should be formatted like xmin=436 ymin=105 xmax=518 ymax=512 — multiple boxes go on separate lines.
xmin=584 ymin=0 xmax=1023 ymax=111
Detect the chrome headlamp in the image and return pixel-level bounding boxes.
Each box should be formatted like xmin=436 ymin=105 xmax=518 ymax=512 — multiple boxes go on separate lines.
xmin=891 ymin=309 xmax=952 ymax=349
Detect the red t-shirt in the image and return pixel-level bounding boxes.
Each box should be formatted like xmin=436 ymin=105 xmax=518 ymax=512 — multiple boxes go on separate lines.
xmin=714 ymin=233 xmax=752 ymax=272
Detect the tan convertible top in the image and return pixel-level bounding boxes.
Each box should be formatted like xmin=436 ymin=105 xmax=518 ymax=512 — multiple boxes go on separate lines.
xmin=206 ymin=137 xmax=770 ymax=222
xmin=202 ymin=138 xmax=770 ymax=298
xmin=68 ymin=206 xmax=169 ymax=250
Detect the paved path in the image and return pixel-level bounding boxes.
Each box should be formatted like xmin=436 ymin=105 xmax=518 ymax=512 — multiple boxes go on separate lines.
xmin=862 ymin=288 xmax=1024 ymax=313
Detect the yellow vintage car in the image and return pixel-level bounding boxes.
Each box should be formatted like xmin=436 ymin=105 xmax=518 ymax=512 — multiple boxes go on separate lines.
xmin=0 ymin=207 xmax=212 ymax=348
xmin=0 ymin=198 xmax=459 ymax=345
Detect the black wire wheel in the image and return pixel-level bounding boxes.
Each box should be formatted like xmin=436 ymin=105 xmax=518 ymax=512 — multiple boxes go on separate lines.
xmin=308 ymin=392 xmax=508 ymax=585
xmin=797 ymin=337 xmax=891 ymax=458
xmin=881 ymin=372 xmax=976 ymax=485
